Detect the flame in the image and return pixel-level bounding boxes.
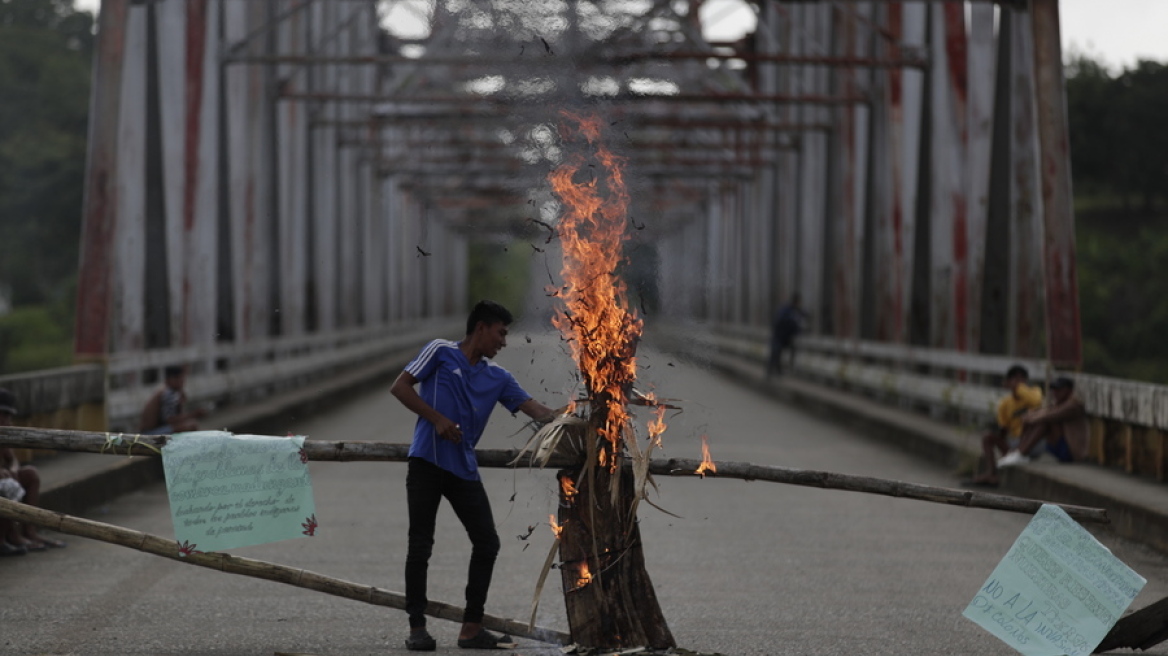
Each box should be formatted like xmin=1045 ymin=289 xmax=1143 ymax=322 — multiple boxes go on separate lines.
xmin=695 ymin=435 xmax=716 ymax=477
xmin=548 ymin=110 xmax=641 ymax=469
xmin=647 ymin=404 xmax=667 ymax=451
xmin=573 ymin=561 xmax=593 ymax=590
xmin=560 ymin=475 xmax=578 ymax=500
xmin=550 ymin=514 xmax=563 ymax=540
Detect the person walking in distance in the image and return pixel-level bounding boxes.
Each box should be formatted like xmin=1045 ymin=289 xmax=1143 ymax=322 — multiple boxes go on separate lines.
xmin=768 ymin=293 xmax=808 ymax=377
xmin=391 ymin=300 xmax=557 ymax=651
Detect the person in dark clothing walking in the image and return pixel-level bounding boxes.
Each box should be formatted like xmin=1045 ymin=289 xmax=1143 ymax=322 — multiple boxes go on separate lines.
xmin=391 ymin=300 xmax=556 ymax=651
xmin=768 ymin=293 xmax=808 ymax=377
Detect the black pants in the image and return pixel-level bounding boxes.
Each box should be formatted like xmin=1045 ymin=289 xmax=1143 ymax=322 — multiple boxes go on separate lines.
xmin=405 ymin=457 xmax=500 ymax=628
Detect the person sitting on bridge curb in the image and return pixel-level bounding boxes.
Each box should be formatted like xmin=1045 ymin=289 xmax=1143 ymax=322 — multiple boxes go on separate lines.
xmin=997 ymin=376 xmax=1090 ymax=468
xmin=767 ymin=292 xmax=808 ymax=377
xmin=138 ymin=365 xmax=206 ymax=435
xmin=0 ymin=388 xmax=66 ymax=552
xmin=391 ymin=300 xmax=557 ymax=652
xmin=966 ymin=365 xmax=1044 ymax=487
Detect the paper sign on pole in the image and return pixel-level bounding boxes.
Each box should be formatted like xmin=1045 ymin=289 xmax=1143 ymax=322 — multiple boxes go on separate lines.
xmin=162 ymin=431 xmax=318 ymax=554
xmin=964 ymin=504 xmax=1145 ymax=656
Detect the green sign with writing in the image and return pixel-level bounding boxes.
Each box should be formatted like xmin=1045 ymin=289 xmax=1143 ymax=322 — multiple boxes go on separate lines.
xmin=964 ymin=504 xmax=1144 ymax=656
xmin=162 ymin=431 xmax=317 ymax=554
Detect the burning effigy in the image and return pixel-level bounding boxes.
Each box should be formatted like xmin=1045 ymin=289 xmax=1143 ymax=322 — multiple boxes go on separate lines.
xmin=511 ymin=110 xmax=679 ymax=649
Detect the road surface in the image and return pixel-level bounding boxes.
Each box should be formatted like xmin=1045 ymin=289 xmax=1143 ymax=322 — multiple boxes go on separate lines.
xmin=4 ymin=331 xmax=1168 ymax=655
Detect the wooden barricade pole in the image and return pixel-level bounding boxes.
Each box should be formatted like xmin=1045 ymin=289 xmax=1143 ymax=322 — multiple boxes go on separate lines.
xmin=0 ymin=497 xmax=570 ymax=645
xmin=0 ymin=426 xmax=1110 ymax=524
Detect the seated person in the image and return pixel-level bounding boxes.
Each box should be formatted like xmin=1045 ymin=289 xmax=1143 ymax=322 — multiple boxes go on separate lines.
xmin=0 ymin=466 xmax=27 ymax=556
xmin=997 ymin=376 xmax=1089 ymax=467
xmin=968 ymin=365 xmax=1044 ymax=486
xmin=0 ymin=388 xmax=66 ymax=552
xmin=139 ymin=365 xmax=206 ymax=435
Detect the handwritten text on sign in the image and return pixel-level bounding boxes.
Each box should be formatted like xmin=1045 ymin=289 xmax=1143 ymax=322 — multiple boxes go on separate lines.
xmin=162 ymin=431 xmax=317 ymax=554
xmin=963 ymin=504 xmax=1145 ymax=656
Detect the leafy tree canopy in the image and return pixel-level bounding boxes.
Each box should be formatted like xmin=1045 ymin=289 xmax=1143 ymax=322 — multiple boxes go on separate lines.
xmin=0 ymin=0 xmax=93 ymax=307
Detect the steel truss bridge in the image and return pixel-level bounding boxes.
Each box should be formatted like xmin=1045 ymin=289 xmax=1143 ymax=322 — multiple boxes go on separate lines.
xmin=8 ymin=0 xmax=1129 ymax=451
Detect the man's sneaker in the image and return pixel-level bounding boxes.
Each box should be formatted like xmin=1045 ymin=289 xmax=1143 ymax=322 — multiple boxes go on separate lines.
xmin=457 ymin=629 xmax=515 ymax=649
xmin=406 ymin=629 xmax=437 ymax=651
xmin=997 ymin=450 xmax=1029 ymax=468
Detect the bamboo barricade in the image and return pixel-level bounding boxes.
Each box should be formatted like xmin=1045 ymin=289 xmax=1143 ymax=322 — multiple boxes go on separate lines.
xmin=0 ymin=426 xmax=1110 ymax=524
xmin=0 ymin=497 xmax=570 ymax=645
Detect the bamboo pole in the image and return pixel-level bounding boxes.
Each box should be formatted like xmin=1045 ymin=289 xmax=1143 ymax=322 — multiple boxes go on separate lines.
xmin=645 ymin=458 xmax=1110 ymax=524
xmin=0 ymin=497 xmax=569 ymax=645
xmin=0 ymin=426 xmax=1110 ymax=523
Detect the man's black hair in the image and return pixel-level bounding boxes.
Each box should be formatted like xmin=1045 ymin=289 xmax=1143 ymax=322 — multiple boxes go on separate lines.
xmin=164 ymin=365 xmax=185 ymax=379
xmin=1005 ymin=364 xmax=1029 ymax=380
xmin=466 ymin=300 xmax=514 ymax=334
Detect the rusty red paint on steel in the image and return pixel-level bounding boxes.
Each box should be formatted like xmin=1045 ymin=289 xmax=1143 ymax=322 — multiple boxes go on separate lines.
xmin=184 ymin=0 xmax=207 ymax=233
xmin=1030 ymin=0 xmax=1082 ymax=366
xmin=75 ymin=0 xmax=131 ymax=357
xmin=183 ymin=0 xmax=208 ymax=345
xmin=944 ymin=3 xmax=970 ymax=352
xmin=952 ymin=193 xmax=969 ymax=352
xmin=942 ymin=4 xmax=968 ymax=127
xmin=835 ymin=8 xmax=858 ymax=338
xmin=885 ymin=3 xmax=905 ymax=343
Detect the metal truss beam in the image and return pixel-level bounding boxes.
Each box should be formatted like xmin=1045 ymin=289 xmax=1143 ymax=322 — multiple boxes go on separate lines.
xmin=284 ymin=92 xmax=868 ymax=106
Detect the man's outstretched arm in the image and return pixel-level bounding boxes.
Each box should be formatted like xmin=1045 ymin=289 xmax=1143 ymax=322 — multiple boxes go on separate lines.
xmin=517 ymin=398 xmax=557 ymax=424
xmin=390 ymin=371 xmax=463 ymax=443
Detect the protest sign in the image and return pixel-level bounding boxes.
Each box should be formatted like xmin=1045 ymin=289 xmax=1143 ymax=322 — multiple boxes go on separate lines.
xmin=964 ymin=504 xmax=1145 ymax=655
xmin=162 ymin=431 xmax=317 ymax=554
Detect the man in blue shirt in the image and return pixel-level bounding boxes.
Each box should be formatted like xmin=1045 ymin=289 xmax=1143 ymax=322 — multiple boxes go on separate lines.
xmin=391 ymin=300 xmax=555 ymax=651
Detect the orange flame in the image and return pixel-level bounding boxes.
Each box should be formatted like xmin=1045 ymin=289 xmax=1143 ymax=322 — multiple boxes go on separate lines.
xmin=549 ymin=514 xmax=563 ymax=540
xmin=548 ymin=110 xmax=641 ymax=469
xmin=696 ymin=435 xmax=716 ymax=477
xmin=573 ymin=561 xmax=593 ymax=590
xmin=560 ymin=475 xmax=578 ymax=500
xmin=647 ymin=405 xmax=667 ymax=450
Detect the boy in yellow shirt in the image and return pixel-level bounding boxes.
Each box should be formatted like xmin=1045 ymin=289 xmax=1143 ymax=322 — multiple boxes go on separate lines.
xmin=968 ymin=365 xmax=1043 ymax=486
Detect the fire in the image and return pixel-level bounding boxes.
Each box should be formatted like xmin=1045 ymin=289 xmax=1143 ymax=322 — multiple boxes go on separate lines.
xmin=560 ymin=475 xmax=578 ymax=500
xmin=695 ymin=435 xmax=717 ymax=477
xmin=647 ymin=405 xmax=667 ymax=451
xmin=573 ymin=561 xmax=593 ymax=590
xmin=548 ymin=110 xmax=641 ymax=468
xmin=550 ymin=514 xmax=563 ymax=540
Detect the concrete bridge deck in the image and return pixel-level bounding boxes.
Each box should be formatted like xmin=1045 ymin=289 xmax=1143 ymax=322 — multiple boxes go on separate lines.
xmin=5 ymin=333 xmax=1168 ymax=655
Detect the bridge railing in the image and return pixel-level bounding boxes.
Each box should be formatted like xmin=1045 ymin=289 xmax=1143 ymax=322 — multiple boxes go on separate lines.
xmin=0 ymin=319 xmax=460 ymax=443
xmin=105 ymin=319 xmax=459 ymax=432
xmin=662 ymin=322 xmax=1168 ymax=483
xmin=0 ymin=365 xmax=107 ymax=431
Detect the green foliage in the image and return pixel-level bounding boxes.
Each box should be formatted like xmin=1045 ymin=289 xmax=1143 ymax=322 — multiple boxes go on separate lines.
xmin=1068 ymin=54 xmax=1168 ymax=383
xmin=0 ymin=0 xmax=92 ymax=373
xmin=1066 ymin=55 xmax=1168 ymax=211
xmin=467 ymin=240 xmax=531 ymax=320
xmin=1077 ymin=215 xmax=1168 ymax=383
xmin=0 ymin=0 xmax=92 ymax=306
xmin=0 ymin=299 xmax=74 ymax=373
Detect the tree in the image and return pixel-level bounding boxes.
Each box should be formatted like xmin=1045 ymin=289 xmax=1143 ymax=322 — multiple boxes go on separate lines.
xmin=1064 ymin=54 xmax=1115 ymax=198
xmin=1110 ymin=61 xmax=1168 ymax=211
xmin=0 ymin=0 xmax=93 ymax=306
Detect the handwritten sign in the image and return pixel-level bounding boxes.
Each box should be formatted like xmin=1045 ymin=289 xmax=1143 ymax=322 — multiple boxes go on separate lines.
xmin=162 ymin=431 xmax=317 ymax=554
xmin=964 ymin=504 xmax=1145 ymax=656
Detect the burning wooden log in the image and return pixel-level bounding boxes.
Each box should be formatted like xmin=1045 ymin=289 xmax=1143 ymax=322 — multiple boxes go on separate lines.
xmin=0 ymin=426 xmax=1111 ymax=524
xmin=0 ymin=497 xmax=569 ymax=645
xmin=555 ymin=464 xmax=674 ymax=648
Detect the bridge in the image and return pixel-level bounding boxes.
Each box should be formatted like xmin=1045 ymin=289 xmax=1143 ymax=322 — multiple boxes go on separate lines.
xmin=4 ymin=0 xmax=1168 ymax=652
xmin=0 ymin=0 xmax=1156 ymax=510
